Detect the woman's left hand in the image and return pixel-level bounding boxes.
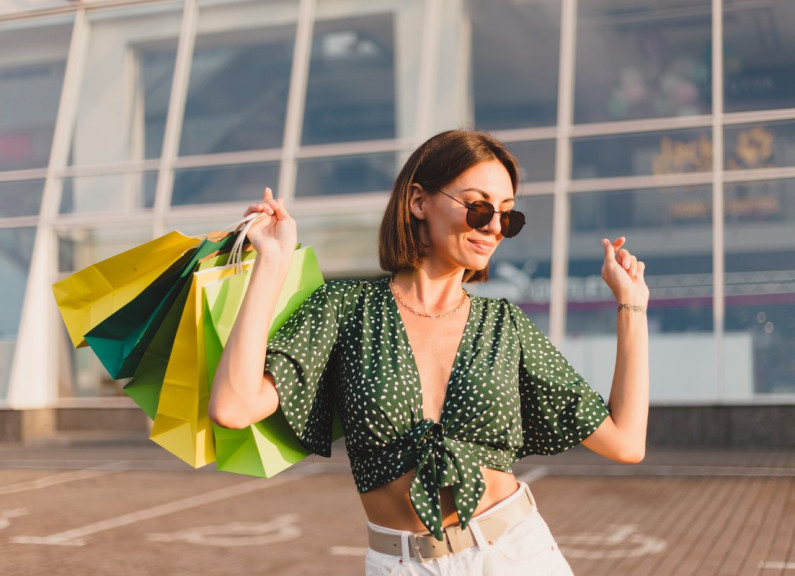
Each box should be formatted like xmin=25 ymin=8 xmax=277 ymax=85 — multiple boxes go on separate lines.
xmin=601 ymin=237 xmax=649 ymax=306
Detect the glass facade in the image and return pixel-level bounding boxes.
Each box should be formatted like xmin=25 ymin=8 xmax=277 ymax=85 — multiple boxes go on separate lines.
xmin=1 ymin=0 xmax=794 ymax=407
xmin=0 ymin=16 xmax=71 ymax=171
xmin=575 ymin=0 xmax=712 ymax=123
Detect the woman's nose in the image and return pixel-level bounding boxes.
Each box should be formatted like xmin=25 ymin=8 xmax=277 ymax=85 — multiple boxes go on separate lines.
xmin=480 ymin=211 xmax=502 ymax=235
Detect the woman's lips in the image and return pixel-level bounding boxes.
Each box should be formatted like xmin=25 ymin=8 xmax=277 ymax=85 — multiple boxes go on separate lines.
xmin=468 ymin=238 xmax=495 ymax=254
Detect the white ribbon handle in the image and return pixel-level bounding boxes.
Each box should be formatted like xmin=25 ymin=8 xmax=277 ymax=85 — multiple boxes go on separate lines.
xmin=225 ymin=212 xmax=266 ymax=273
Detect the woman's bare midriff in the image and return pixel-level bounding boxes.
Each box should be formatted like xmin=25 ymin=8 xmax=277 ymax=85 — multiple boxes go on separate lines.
xmin=359 ymin=467 xmax=519 ymax=532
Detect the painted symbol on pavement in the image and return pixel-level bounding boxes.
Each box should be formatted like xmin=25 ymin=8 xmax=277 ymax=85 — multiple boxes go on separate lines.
xmin=557 ymin=524 xmax=666 ymax=559
xmin=0 ymin=509 xmax=28 ymax=530
xmin=148 ymin=513 xmax=301 ymax=547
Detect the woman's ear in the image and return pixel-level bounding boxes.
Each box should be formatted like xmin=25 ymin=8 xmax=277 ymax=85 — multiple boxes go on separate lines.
xmin=408 ymin=183 xmax=426 ymax=221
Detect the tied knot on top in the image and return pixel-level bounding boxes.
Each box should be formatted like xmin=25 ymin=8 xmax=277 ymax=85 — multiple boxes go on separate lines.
xmin=413 ymin=419 xmax=444 ymax=450
xmin=407 ymin=419 xmax=486 ymax=540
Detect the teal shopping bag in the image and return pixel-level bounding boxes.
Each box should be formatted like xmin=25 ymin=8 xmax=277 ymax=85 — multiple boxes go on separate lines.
xmin=84 ymin=232 xmax=238 ymax=379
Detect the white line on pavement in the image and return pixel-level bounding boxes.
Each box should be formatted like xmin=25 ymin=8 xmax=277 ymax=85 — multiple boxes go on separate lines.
xmin=759 ymin=562 xmax=795 ymax=570
xmin=0 ymin=466 xmax=124 ymax=496
xmin=10 ymin=469 xmax=315 ymax=547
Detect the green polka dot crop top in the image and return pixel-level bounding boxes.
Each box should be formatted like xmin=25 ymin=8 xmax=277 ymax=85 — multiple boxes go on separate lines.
xmin=265 ymin=278 xmax=609 ymax=540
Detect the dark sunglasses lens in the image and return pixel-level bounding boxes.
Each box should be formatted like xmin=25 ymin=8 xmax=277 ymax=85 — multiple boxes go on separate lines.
xmin=501 ymin=210 xmax=526 ymax=238
xmin=465 ymin=201 xmax=495 ymax=229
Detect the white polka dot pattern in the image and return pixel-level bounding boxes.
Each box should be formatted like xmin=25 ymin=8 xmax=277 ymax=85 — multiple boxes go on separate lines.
xmin=265 ymin=277 xmax=609 ymax=540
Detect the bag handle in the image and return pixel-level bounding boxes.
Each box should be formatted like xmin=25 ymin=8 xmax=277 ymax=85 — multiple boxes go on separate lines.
xmin=227 ymin=212 xmax=266 ymax=273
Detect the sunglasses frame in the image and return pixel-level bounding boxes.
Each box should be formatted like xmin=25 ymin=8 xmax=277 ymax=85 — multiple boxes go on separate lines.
xmin=436 ymin=189 xmax=525 ymax=238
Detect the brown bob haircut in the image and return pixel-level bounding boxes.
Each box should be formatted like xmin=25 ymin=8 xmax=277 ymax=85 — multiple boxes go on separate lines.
xmin=379 ymin=130 xmax=519 ymax=282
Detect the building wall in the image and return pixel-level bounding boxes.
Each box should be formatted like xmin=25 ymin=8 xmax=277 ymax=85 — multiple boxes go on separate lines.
xmin=0 ymin=0 xmax=794 ymax=408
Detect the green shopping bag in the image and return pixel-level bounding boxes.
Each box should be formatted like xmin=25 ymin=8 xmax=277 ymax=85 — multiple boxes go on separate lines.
xmin=123 ymin=249 xmax=258 ymax=420
xmin=84 ymin=232 xmax=238 ymax=379
xmin=203 ymin=246 xmax=337 ymax=477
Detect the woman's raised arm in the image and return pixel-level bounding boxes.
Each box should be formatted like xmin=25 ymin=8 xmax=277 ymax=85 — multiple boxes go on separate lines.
xmin=208 ymin=188 xmax=297 ymax=429
xmin=582 ymin=237 xmax=650 ymax=463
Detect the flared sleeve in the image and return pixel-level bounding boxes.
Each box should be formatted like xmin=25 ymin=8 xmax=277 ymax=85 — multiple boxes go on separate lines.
xmin=265 ymin=282 xmax=345 ymax=457
xmin=507 ymin=303 xmax=610 ymax=458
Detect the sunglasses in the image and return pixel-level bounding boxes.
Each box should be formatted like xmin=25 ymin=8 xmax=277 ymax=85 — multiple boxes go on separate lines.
xmin=437 ymin=190 xmax=526 ymax=238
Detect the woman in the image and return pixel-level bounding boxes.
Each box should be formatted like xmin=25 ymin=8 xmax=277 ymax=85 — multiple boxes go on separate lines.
xmin=209 ymin=130 xmax=649 ymax=575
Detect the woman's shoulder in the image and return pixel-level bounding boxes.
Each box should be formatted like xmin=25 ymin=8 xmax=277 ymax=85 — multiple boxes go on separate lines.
xmin=323 ymin=277 xmax=388 ymax=298
xmin=470 ymin=292 xmax=541 ymax=335
xmin=322 ymin=277 xmax=390 ymax=314
xmin=469 ymin=290 xmax=522 ymax=315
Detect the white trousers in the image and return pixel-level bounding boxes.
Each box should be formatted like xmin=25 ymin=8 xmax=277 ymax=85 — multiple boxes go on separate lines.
xmin=365 ymin=483 xmax=574 ymax=576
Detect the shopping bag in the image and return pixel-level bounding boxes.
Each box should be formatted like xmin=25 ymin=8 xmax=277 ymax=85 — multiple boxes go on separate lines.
xmin=122 ymin=248 xmax=258 ymax=419
xmin=53 ymin=231 xmax=200 ymax=348
xmin=203 ymin=246 xmax=333 ymax=477
xmin=122 ymin=281 xmax=192 ymax=420
xmin=148 ymin=257 xmax=263 ymax=468
xmin=83 ymin=232 xmax=238 ymax=379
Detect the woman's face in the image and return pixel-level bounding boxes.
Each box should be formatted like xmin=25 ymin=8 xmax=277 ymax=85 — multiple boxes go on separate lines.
xmin=414 ymin=159 xmax=515 ymax=274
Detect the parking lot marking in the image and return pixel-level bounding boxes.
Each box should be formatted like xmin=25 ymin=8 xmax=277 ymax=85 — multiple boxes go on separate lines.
xmin=10 ymin=470 xmax=311 ymax=547
xmin=557 ymin=524 xmax=666 ymax=559
xmin=760 ymin=562 xmax=795 ymax=570
xmin=0 ymin=509 xmax=28 ymax=529
xmin=0 ymin=467 xmax=122 ymax=496
xmin=148 ymin=514 xmax=301 ymax=547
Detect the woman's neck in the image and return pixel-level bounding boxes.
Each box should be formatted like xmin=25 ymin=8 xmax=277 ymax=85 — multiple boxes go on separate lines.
xmin=391 ymin=267 xmax=466 ymax=315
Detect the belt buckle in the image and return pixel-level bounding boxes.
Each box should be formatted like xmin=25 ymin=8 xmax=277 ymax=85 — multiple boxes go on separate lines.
xmin=444 ymin=524 xmax=467 ymax=554
xmin=407 ymin=533 xmax=427 ymax=563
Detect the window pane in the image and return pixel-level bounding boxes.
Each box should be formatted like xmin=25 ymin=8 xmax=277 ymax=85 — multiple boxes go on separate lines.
xmin=0 ymin=227 xmax=36 ymax=401
xmin=472 ymin=195 xmax=554 ymax=331
xmin=302 ymin=12 xmax=396 ymax=145
xmin=293 ymin=210 xmax=381 ymax=276
xmin=569 ymin=187 xmax=715 ymax=402
xmin=0 ymin=179 xmax=44 ymax=218
xmin=472 ymin=0 xmax=560 ymax=130
xmin=724 ymin=1 xmax=795 ymax=113
xmin=725 ymin=179 xmax=795 ymax=396
xmin=180 ymin=1 xmax=298 ymax=155
xmin=573 ymin=129 xmax=712 ymax=179
xmin=69 ymin=3 xmax=182 ymax=166
xmin=295 ymin=152 xmax=397 ymax=197
xmin=56 ymin=226 xmax=154 ymax=397
xmin=510 ymin=141 xmax=556 ymax=183
xmin=0 ymin=16 xmax=71 ymax=170
xmin=575 ymin=1 xmax=712 ymax=124
xmin=725 ymin=121 xmax=795 ymax=171
xmin=59 ymin=172 xmax=156 ymax=214
xmin=171 ymin=162 xmax=280 ymax=206
xmin=138 ymin=44 xmax=179 ymax=159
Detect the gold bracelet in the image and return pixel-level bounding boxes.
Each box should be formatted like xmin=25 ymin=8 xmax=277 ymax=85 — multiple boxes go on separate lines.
xmin=617 ymin=303 xmax=646 ymax=314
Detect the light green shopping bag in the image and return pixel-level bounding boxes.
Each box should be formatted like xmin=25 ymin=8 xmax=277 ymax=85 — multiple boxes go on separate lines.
xmin=204 ymin=246 xmax=338 ymax=477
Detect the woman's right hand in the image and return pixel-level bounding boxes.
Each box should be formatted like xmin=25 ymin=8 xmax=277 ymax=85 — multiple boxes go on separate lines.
xmin=243 ymin=187 xmax=297 ymax=262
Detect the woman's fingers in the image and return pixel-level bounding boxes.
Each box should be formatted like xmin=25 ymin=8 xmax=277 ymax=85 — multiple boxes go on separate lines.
xmin=603 ymin=237 xmax=646 ymax=280
xmin=243 ymin=188 xmax=280 ymax=217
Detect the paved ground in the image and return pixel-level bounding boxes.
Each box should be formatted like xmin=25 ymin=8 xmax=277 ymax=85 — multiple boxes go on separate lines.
xmin=0 ymin=434 xmax=793 ymax=576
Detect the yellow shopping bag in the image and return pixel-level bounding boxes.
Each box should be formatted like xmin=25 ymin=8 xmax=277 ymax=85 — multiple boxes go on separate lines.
xmin=149 ymin=260 xmax=255 ymax=468
xmin=53 ymin=231 xmax=200 ymax=348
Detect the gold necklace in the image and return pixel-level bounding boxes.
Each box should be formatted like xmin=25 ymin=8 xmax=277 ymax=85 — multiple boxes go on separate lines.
xmin=389 ymin=276 xmax=469 ymax=319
